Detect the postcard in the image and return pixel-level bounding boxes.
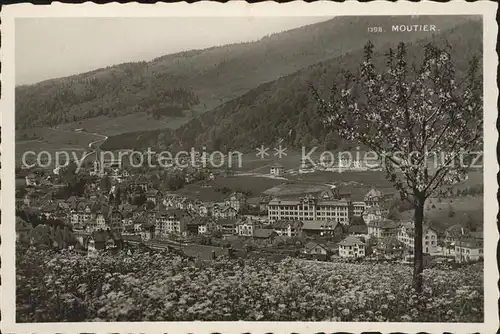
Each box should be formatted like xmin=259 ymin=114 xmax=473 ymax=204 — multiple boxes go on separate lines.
xmin=1 ymin=1 xmax=498 ymax=333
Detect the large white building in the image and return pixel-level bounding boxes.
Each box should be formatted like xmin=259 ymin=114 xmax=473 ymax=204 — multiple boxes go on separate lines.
xmin=267 ymin=193 xmax=351 ymax=224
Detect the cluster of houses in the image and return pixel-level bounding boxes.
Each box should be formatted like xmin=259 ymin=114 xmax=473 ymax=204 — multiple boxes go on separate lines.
xmin=16 ymin=164 xmax=483 ymax=263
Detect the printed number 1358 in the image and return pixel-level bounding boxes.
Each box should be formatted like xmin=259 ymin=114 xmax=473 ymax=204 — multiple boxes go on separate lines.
xmin=368 ymin=27 xmax=383 ymax=32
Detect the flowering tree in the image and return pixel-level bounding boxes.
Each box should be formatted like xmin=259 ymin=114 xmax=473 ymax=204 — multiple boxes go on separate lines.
xmin=310 ymin=41 xmax=482 ymax=292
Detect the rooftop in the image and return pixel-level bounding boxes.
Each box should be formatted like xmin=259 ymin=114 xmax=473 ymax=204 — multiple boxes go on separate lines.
xmin=339 ymin=235 xmax=365 ymax=246
xmin=254 ymin=228 xmax=276 ymax=239
xmin=303 ymin=220 xmax=341 ymax=231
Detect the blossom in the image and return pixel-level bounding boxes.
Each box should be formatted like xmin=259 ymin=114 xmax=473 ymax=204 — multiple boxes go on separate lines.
xmin=16 ymin=248 xmax=484 ymax=322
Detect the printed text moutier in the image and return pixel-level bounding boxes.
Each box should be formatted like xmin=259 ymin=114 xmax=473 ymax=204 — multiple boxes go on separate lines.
xmin=368 ymin=24 xmax=438 ymax=33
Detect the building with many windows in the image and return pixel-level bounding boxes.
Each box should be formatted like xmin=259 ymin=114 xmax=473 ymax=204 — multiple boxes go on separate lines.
xmin=338 ymin=235 xmax=366 ymax=258
xmin=352 ymin=201 xmax=366 ymax=216
xmin=367 ymin=218 xmax=399 ymax=238
xmin=267 ymin=194 xmax=351 ymax=223
xmin=397 ymin=222 xmax=438 ymax=254
xmin=154 ymin=209 xmax=189 ymax=237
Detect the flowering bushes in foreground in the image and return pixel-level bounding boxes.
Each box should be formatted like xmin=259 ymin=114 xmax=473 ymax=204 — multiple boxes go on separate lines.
xmin=16 ymin=247 xmax=483 ymax=322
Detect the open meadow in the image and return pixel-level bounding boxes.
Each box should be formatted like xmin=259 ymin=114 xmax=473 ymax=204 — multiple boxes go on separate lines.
xmin=175 ymin=176 xmax=285 ymax=201
xmin=53 ymin=113 xmax=192 ymax=137
xmin=15 ymin=128 xmax=103 ymax=167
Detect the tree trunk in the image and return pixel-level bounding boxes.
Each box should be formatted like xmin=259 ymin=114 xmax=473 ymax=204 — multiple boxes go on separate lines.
xmin=413 ymin=196 xmax=425 ymax=293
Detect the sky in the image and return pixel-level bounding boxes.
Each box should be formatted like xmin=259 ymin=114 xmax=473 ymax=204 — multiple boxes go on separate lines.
xmin=16 ymin=17 xmax=331 ymax=86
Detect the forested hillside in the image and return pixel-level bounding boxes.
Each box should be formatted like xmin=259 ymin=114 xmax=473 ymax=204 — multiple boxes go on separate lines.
xmin=16 ymin=16 xmax=474 ymax=132
xmin=166 ymin=20 xmax=482 ymax=153
xmin=16 ymin=66 xmax=199 ymax=129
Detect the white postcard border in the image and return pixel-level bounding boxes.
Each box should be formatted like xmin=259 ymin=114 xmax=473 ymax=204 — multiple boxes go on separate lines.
xmin=1 ymin=1 xmax=498 ymax=333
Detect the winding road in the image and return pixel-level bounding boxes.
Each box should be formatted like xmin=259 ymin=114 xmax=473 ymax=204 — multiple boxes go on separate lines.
xmin=49 ymin=127 xmax=108 ymax=164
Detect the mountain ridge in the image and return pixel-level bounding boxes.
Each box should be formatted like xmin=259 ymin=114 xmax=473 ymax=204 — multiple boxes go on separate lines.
xmin=16 ymin=15 xmax=476 ymax=134
xmin=99 ymin=19 xmax=482 ymax=153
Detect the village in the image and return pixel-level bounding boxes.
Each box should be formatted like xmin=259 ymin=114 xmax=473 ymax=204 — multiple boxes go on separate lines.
xmin=15 ymin=150 xmax=484 ymax=266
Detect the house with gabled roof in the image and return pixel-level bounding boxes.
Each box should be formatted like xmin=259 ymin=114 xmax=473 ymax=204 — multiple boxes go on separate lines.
xmin=302 ymin=220 xmax=343 ymax=237
xmin=270 ymin=163 xmax=285 ymax=176
xmin=271 ymin=220 xmax=303 ymax=237
xmin=217 ymin=218 xmax=239 ymax=235
xmin=225 ymin=192 xmax=247 ymax=213
xmin=455 ymin=239 xmax=483 ymax=263
xmin=445 ymin=224 xmax=471 ymax=243
xmin=198 ymin=218 xmax=217 ymax=235
xmin=222 ymin=206 xmax=238 ymax=219
xmin=374 ymin=237 xmax=405 ymax=258
xmin=71 ymin=201 xmax=93 ymax=225
xmin=338 ymin=235 xmax=366 ymax=258
xmin=253 ymin=228 xmax=277 ymax=240
xmin=182 ymin=216 xmax=207 ymax=235
xmin=237 ymin=218 xmax=261 ymax=237
xmin=146 ymin=189 xmax=163 ymax=205
xmin=132 ymin=212 xmax=148 ymax=233
xmin=364 ymin=188 xmax=393 ymax=208
xmin=367 ymin=218 xmax=399 ymax=238
xmin=303 ymin=241 xmax=330 ymax=256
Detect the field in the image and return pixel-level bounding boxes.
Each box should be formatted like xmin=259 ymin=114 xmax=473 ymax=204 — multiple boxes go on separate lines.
xmin=400 ymin=195 xmax=483 ymax=232
xmin=53 ymin=113 xmax=192 ymax=137
xmin=263 ymin=183 xmax=330 ymax=197
xmin=15 ymin=128 xmax=103 ymax=166
xmin=177 ymin=168 xmax=483 ymax=204
xmin=17 ymin=127 xmax=101 ymax=146
xmin=16 ymin=141 xmax=88 ymax=167
xmin=175 ymin=176 xmax=285 ymax=201
xmin=16 ymin=248 xmax=483 ymax=322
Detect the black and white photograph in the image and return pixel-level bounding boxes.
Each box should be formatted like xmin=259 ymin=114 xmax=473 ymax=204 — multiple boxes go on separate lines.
xmin=1 ymin=2 xmax=498 ymax=333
